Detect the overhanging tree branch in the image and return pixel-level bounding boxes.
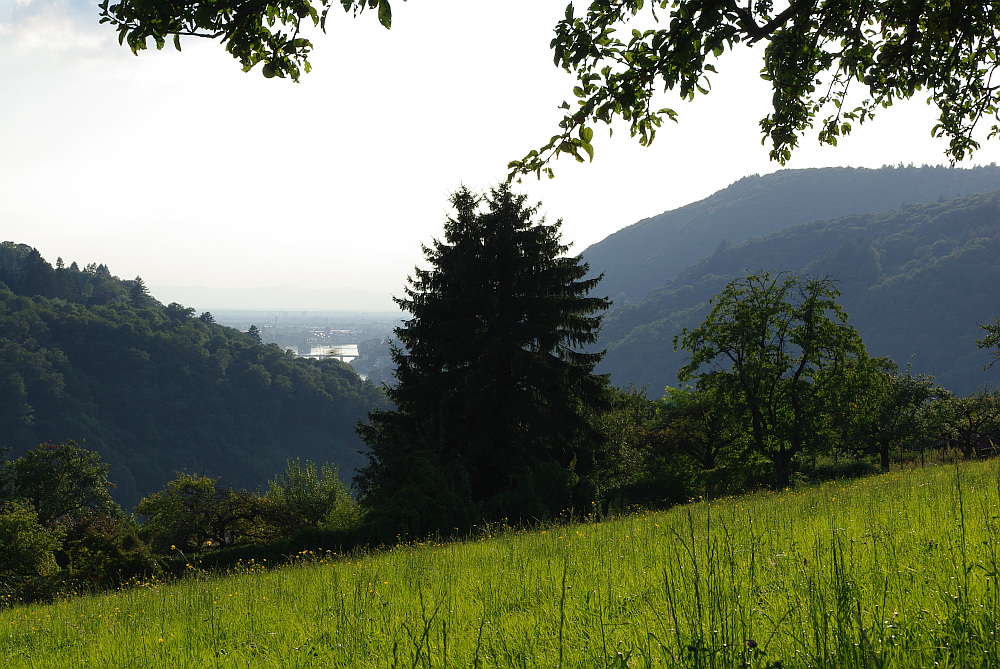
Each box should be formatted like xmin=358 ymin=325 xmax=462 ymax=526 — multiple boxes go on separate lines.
xmin=99 ymin=0 xmax=1000 ymax=175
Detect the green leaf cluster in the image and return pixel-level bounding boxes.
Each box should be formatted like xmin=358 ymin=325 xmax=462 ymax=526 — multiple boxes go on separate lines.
xmin=96 ymin=0 xmax=1000 ymax=175
xmin=930 ymin=389 xmax=1000 ymax=459
xmin=978 ymin=315 xmax=1000 ymax=369
xmin=0 ymin=502 xmax=63 ymax=586
xmin=98 ymin=0 xmax=398 ymax=82
xmin=0 ymin=446 xmax=362 ymax=600
xmin=137 ymin=473 xmax=278 ymax=554
xmin=830 ymin=357 xmax=944 ymax=469
xmin=137 ymin=460 xmax=361 ymax=557
xmin=9 ymin=442 xmax=119 ymax=523
xmin=514 ymin=0 xmax=1000 ymax=175
xmin=266 ymin=458 xmax=359 ymax=533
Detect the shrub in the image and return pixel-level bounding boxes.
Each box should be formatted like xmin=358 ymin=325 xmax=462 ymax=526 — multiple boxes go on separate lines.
xmin=267 ymin=459 xmax=361 ymax=536
xmin=137 ymin=473 xmax=276 ymax=554
xmin=50 ymin=509 xmax=159 ymax=589
xmin=0 ymin=502 xmax=63 ymax=599
xmin=10 ymin=441 xmax=120 ymax=522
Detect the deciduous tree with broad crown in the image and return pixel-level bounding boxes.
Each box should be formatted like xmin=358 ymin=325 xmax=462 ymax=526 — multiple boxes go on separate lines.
xmin=674 ymin=271 xmax=866 ymax=486
xmin=9 ymin=441 xmax=121 ymax=522
xmin=355 ymin=185 xmax=609 ymax=538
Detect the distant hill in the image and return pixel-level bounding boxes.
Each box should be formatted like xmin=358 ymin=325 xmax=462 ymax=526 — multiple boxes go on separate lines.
xmin=583 ymin=164 xmax=1000 ymax=305
xmin=0 ymin=242 xmax=387 ymax=510
xmin=597 ymin=191 xmax=1000 ymax=396
xmin=149 ymin=284 xmax=399 ymax=312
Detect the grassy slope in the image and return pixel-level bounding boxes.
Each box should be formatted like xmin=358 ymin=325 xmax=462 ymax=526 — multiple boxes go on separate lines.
xmin=4 ymin=462 xmax=1000 ymax=667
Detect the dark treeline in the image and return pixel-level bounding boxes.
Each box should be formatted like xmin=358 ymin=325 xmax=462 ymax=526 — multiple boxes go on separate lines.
xmin=0 ymin=242 xmax=385 ymax=510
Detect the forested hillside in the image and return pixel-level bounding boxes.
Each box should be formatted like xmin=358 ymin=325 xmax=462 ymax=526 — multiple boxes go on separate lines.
xmin=584 ymin=164 xmax=1000 ymax=305
xmin=0 ymin=242 xmax=386 ymax=510
xmin=598 ymin=191 xmax=1000 ymax=396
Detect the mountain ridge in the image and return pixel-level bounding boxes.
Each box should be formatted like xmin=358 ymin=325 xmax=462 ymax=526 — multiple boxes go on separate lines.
xmin=596 ymin=190 xmax=1000 ymax=397
xmin=583 ymin=164 xmax=1000 ymax=305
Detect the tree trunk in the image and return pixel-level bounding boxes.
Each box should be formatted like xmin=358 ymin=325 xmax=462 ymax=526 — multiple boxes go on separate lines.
xmin=773 ymin=449 xmax=792 ymax=488
xmin=879 ymin=440 xmax=890 ymax=471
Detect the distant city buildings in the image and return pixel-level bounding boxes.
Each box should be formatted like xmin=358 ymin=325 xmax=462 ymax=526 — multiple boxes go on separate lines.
xmin=211 ymin=310 xmax=398 ymax=380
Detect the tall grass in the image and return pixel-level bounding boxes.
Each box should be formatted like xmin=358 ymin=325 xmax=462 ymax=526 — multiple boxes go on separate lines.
xmin=3 ymin=462 xmax=1000 ymax=667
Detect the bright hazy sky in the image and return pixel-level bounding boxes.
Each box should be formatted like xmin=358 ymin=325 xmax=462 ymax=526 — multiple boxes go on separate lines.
xmin=4 ymin=0 xmax=1000 ymax=309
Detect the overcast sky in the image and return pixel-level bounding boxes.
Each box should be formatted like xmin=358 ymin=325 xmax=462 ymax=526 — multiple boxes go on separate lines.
xmin=4 ymin=0 xmax=1000 ymax=310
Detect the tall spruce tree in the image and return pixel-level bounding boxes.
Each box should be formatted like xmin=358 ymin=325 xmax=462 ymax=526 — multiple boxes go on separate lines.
xmin=356 ymin=185 xmax=609 ymax=538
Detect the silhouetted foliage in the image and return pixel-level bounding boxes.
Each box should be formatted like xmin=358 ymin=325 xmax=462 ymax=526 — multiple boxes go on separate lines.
xmin=164 ymin=302 xmax=195 ymax=321
xmin=934 ymin=390 xmax=1000 ymax=460
xmin=127 ymin=276 xmax=154 ymax=308
xmin=646 ymin=387 xmax=753 ymax=494
xmin=356 ymin=186 xmax=609 ymax=538
xmin=102 ymin=0 xmax=1000 ymax=172
xmin=50 ymin=509 xmax=158 ymax=590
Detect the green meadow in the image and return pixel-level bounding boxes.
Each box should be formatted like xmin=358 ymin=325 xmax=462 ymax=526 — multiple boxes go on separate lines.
xmin=4 ymin=462 xmax=1000 ymax=668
